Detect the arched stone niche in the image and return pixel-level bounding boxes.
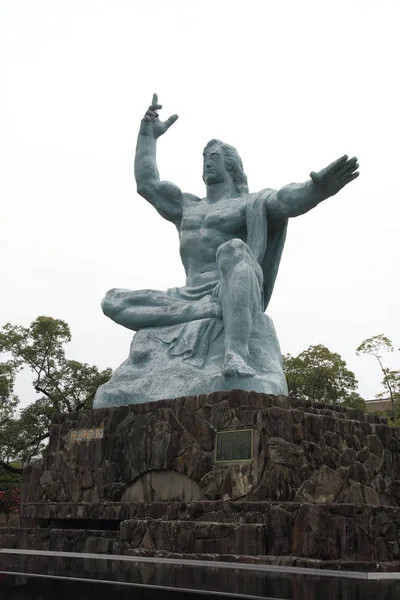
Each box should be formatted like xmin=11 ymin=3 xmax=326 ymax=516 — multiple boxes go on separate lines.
xmin=121 ymin=470 xmax=204 ymax=503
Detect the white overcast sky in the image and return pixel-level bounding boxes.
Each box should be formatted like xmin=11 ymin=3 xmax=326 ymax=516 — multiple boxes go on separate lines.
xmin=1 ymin=0 xmax=399 ymax=406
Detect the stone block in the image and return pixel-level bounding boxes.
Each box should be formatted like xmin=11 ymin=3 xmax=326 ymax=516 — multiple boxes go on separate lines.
xmin=341 ymin=482 xmax=380 ymax=505
xmin=304 ymin=414 xmax=322 ymax=443
xmin=267 ymin=406 xmax=293 ymax=440
xmin=295 ymin=465 xmax=348 ymax=503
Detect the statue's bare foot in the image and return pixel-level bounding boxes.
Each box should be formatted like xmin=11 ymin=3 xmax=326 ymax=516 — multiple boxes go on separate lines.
xmin=222 ymin=352 xmax=256 ymax=378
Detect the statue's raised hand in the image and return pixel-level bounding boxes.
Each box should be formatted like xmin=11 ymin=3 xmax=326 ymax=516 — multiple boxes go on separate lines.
xmin=310 ymin=155 xmax=359 ymax=199
xmin=140 ymin=93 xmax=179 ymax=139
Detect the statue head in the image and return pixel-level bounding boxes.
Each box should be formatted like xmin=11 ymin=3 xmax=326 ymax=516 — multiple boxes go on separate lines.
xmin=202 ymin=139 xmax=249 ymax=195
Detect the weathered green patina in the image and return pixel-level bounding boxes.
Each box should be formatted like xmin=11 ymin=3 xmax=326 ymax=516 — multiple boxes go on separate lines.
xmin=94 ymin=95 xmax=359 ymax=407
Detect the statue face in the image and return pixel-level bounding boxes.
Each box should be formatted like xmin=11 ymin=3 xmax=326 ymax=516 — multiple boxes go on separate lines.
xmin=203 ymin=147 xmax=228 ymax=185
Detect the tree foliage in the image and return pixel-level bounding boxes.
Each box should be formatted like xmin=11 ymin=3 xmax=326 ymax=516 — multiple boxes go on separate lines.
xmin=0 ymin=361 xmax=19 ymax=422
xmin=356 ymin=334 xmax=399 ymax=420
xmin=283 ymin=344 xmax=363 ymax=406
xmin=0 ymin=316 xmax=112 ymax=472
xmin=341 ymin=392 xmax=367 ymax=411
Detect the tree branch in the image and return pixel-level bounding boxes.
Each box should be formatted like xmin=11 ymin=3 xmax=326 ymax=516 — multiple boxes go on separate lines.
xmin=75 ymin=392 xmax=94 ymax=412
xmin=375 ymin=353 xmax=395 ymax=419
xmin=34 ymin=385 xmax=54 ymax=402
xmin=27 ymin=433 xmax=49 ymax=447
xmin=0 ymin=461 xmax=22 ymax=475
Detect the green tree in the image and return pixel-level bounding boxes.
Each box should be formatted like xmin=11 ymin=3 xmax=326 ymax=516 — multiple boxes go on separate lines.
xmin=0 ymin=361 xmax=19 ymax=421
xmin=283 ymin=344 xmax=363 ymax=406
xmin=341 ymin=391 xmax=367 ymax=411
xmin=0 ymin=360 xmax=23 ymax=474
xmin=0 ymin=316 xmax=112 ymax=473
xmin=356 ymin=334 xmax=399 ymax=420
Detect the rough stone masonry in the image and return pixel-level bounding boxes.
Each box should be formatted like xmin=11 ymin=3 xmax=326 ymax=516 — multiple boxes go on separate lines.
xmin=3 ymin=390 xmax=398 ymax=570
xmin=22 ymin=391 xmax=399 ymax=506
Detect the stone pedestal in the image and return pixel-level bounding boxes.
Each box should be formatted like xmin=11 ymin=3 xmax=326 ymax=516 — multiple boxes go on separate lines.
xmin=21 ymin=390 xmax=397 ymax=506
xmin=4 ymin=391 xmax=400 ymax=571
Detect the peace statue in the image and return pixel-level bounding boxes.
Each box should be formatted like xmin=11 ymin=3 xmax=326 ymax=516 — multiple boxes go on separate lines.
xmin=94 ymin=95 xmax=359 ymax=407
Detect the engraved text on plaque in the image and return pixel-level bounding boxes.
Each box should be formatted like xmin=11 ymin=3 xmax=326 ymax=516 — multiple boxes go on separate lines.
xmin=70 ymin=428 xmax=104 ymax=443
xmin=215 ymin=428 xmax=253 ymax=462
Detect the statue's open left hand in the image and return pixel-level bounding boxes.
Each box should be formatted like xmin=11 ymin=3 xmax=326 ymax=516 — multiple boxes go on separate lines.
xmin=140 ymin=93 xmax=178 ymax=139
xmin=310 ymin=155 xmax=359 ymax=198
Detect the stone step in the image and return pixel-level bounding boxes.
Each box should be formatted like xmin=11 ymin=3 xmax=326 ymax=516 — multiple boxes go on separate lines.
xmin=119 ymin=519 xmax=265 ymax=556
xmin=21 ymin=499 xmax=400 ymax=525
xmin=18 ymin=500 xmax=400 ymax=563
xmin=6 ymin=497 xmax=400 ymax=564
xmin=118 ymin=508 xmax=400 ymax=563
xmin=0 ymin=527 xmax=118 ymax=554
xmin=22 ymin=500 xmax=301 ymax=525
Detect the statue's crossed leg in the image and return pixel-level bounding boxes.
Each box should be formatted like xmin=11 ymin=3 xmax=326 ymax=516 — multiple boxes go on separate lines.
xmin=217 ymin=238 xmax=263 ymax=377
xmin=102 ymin=238 xmax=263 ymax=378
xmin=101 ymin=288 xmax=221 ymax=331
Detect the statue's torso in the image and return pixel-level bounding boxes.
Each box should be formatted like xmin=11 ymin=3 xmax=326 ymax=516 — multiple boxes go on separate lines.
xmin=179 ymin=193 xmax=256 ymax=288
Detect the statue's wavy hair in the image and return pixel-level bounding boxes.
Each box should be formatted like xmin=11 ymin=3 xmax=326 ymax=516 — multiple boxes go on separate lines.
xmin=203 ymin=139 xmax=249 ymax=195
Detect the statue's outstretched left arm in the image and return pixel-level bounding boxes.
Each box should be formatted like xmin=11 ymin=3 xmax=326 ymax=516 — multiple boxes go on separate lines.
xmin=267 ymin=155 xmax=359 ymax=220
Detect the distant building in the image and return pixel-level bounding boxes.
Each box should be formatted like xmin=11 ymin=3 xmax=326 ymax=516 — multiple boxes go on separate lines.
xmin=365 ymin=398 xmax=391 ymax=413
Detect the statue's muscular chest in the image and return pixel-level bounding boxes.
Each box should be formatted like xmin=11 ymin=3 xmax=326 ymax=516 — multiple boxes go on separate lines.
xmin=181 ymin=196 xmax=249 ymax=237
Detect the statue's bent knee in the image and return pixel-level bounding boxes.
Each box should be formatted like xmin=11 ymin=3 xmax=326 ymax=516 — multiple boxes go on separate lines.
xmin=101 ymin=288 xmax=120 ymax=318
xmin=217 ymin=238 xmax=251 ymax=273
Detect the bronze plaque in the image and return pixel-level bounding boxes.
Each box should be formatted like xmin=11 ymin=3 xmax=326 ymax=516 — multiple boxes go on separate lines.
xmin=70 ymin=428 xmax=104 ymax=443
xmin=215 ymin=428 xmax=253 ymax=463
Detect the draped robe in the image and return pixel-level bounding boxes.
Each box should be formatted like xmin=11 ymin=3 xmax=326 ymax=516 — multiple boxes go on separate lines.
xmin=147 ymin=188 xmax=288 ymax=367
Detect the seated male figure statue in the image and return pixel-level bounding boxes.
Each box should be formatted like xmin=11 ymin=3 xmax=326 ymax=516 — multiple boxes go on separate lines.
xmin=96 ymin=94 xmax=359 ymax=407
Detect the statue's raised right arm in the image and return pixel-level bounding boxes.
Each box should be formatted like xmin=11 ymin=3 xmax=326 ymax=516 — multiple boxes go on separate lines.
xmin=134 ymin=94 xmax=182 ymax=225
xmin=267 ymin=155 xmax=359 ymax=220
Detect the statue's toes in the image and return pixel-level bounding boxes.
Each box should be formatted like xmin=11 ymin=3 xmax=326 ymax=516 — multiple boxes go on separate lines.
xmin=222 ymin=363 xmax=237 ymax=378
xmin=222 ymin=354 xmax=256 ymax=378
xmin=237 ymin=365 xmax=256 ymax=378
